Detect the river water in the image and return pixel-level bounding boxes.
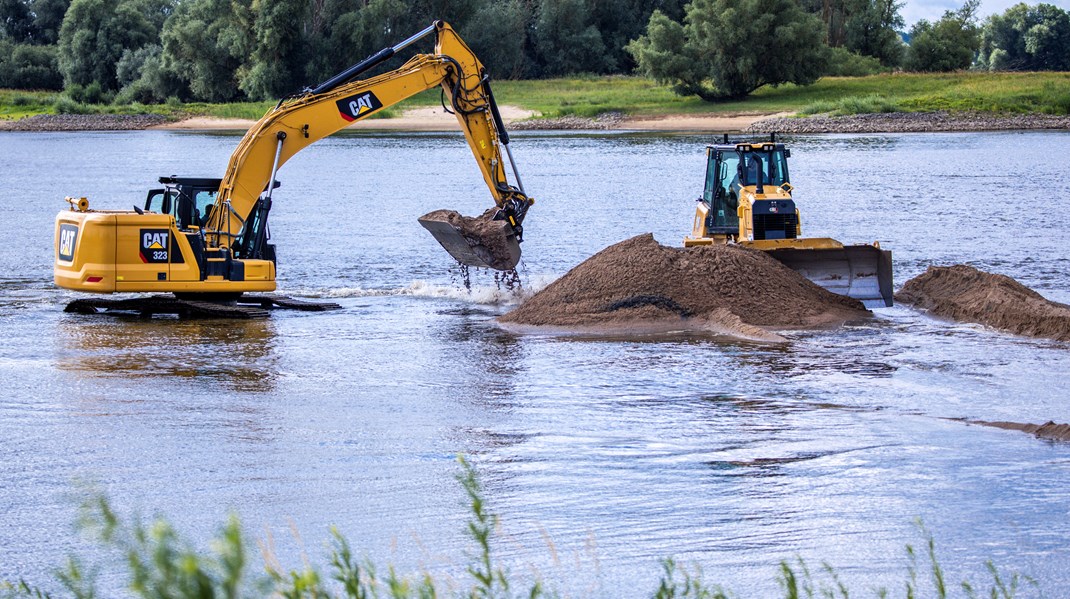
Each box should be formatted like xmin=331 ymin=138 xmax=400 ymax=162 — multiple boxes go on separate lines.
xmin=1 ymin=129 xmax=1069 ymax=596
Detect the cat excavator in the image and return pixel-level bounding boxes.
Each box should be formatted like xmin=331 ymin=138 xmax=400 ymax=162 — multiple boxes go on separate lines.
xmin=53 ymin=21 xmax=532 ymax=317
xmin=684 ymin=135 xmax=893 ymax=307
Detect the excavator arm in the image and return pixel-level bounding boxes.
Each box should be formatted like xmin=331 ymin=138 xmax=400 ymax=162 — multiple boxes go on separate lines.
xmin=204 ymin=21 xmax=531 ymax=270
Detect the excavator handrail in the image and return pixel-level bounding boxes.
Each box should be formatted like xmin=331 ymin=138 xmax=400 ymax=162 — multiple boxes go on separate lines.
xmin=203 ymin=21 xmax=531 ymax=250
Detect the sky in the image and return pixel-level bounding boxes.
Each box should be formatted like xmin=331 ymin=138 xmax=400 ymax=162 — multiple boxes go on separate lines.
xmin=902 ymin=0 xmax=1070 ymax=25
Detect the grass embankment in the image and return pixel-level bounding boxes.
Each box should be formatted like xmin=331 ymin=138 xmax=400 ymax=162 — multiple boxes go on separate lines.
xmin=2 ymin=71 xmax=1069 ymax=123
xmin=0 ymin=458 xmax=1036 ymax=598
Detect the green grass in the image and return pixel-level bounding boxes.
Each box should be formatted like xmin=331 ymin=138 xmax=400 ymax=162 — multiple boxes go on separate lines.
xmin=0 ymin=458 xmax=1037 ymax=599
xmin=3 ymin=72 xmax=1069 ymax=124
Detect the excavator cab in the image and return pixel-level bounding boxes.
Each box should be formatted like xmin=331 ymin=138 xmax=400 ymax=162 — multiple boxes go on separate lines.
xmin=145 ymin=177 xmax=224 ymax=229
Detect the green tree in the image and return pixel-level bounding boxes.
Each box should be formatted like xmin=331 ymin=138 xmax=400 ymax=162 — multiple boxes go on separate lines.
xmin=29 ymin=0 xmax=70 ymax=43
xmin=533 ymin=0 xmax=611 ymax=76
xmin=239 ymin=0 xmax=308 ymax=100
xmin=0 ymin=0 xmax=34 ymax=41
xmin=844 ymin=0 xmax=904 ymax=65
xmin=905 ymin=0 xmax=982 ymax=71
xmin=628 ymin=0 xmax=828 ymax=100
xmin=300 ymin=0 xmax=358 ymax=83
xmin=159 ymin=0 xmax=253 ymax=101
xmin=312 ymin=0 xmax=406 ymax=85
xmin=1 ymin=0 xmax=71 ymax=43
xmin=798 ymin=0 xmax=904 ymax=65
xmin=114 ymin=43 xmax=171 ymax=102
xmin=978 ymin=2 xmax=1070 ymax=71
xmin=0 ymin=38 xmax=62 ymax=87
xmin=591 ymin=0 xmax=688 ymax=73
xmin=799 ymin=0 xmax=851 ymax=46
xmin=463 ymin=0 xmax=532 ymax=79
xmin=56 ymin=0 xmax=168 ymax=90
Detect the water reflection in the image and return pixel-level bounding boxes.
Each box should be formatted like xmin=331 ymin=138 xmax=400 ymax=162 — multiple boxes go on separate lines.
xmin=432 ymin=306 xmax=532 ymax=455
xmin=55 ymin=315 xmax=279 ymax=392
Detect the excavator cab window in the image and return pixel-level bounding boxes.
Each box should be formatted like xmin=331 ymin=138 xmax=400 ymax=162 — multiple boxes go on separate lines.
xmin=193 ymin=190 xmax=217 ymax=227
xmin=144 ymin=189 xmax=176 ymax=216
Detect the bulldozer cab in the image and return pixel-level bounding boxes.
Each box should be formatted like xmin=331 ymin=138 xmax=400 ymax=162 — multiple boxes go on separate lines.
xmin=703 ymin=143 xmax=791 ymax=234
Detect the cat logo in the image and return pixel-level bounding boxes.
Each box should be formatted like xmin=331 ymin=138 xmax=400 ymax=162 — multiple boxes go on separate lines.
xmin=58 ymin=224 xmax=78 ymax=262
xmin=140 ymin=228 xmax=170 ymax=264
xmin=336 ymin=92 xmax=383 ymax=122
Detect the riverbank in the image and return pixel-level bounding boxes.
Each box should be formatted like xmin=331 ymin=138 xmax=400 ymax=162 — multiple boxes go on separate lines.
xmin=3 ymin=108 xmax=1067 ymax=133
xmin=746 ymin=111 xmax=1070 ymax=133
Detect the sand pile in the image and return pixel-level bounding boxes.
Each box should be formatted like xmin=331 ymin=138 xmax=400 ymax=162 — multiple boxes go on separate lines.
xmin=895 ymin=265 xmax=1070 ymax=341
xmin=972 ymin=420 xmax=1070 ymax=443
xmin=499 ymin=234 xmax=869 ymax=340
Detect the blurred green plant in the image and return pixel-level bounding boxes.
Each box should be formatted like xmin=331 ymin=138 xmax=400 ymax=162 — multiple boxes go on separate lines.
xmin=0 ymin=462 xmax=1037 ymax=599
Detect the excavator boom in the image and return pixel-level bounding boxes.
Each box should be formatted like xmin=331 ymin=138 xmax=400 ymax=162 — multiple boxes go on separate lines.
xmin=204 ymin=21 xmax=530 ymax=270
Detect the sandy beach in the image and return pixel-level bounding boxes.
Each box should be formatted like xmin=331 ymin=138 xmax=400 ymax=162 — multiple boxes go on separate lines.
xmin=151 ymin=105 xmax=777 ymax=133
xmin=3 ymin=107 xmax=1067 ymax=133
xmin=151 ymin=105 xmax=545 ymax=132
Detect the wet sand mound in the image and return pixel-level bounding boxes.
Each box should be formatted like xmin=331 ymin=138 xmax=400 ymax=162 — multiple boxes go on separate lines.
xmin=895 ymin=265 xmax=1070 ymax=341
xmin=973 ymin=420 xmax=1070 ymax=443
xmin=499 ymin=234 xmax=869 ymax=340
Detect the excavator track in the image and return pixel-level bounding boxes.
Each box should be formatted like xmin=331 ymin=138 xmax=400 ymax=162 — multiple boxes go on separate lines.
xmin=64 ymin=295 xmax=341 ymax=319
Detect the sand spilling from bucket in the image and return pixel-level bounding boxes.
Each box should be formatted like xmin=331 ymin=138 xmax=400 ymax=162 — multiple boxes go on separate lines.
xmin=498 ymin=234 xmax=869 ymax=340
xmin=968 ymin=420 xmax=1070 ymax=442
xmin=895 ymin=265 xmax=1070 ymax=341
xmin=419 ymin=208 xmax=517 ymax=270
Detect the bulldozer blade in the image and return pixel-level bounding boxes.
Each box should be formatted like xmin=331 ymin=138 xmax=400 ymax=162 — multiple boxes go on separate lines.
xmin=766 ymin=244 xmax=894 ymax=308
xmin=418 ymin=209 xmax=521 ymax=271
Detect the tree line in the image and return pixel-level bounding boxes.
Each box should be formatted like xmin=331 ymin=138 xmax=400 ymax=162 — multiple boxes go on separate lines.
xmin=0 ymin=0 xmax=1068 ymax=103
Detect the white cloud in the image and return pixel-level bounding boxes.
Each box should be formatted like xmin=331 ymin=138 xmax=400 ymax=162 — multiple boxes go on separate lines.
xmin=901 ymin=0 xmax=1070 ymax=26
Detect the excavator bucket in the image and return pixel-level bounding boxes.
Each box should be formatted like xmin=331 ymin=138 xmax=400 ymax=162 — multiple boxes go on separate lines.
xmin=765 ymin=244 xmax=894 ymax=308
xmin=418 ymin=208 xmax=521 ymax=271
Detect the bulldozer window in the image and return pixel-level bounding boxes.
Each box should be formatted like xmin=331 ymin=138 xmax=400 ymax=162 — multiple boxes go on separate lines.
xmin=741 ymin=151 xmax=789 ymax=187
xmin=712 ymin=153 xmax=741 ymax=228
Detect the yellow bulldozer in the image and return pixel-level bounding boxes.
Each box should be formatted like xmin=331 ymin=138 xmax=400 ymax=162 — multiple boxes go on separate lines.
xmin=684 ymin=135 xmax=893 ymax=307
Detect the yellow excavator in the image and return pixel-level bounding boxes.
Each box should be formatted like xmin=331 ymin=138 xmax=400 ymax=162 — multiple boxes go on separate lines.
xmin=53 ymin=21 xmax=532 ymax=317
xmin=684 ymin=135 xmax=893 ymax=307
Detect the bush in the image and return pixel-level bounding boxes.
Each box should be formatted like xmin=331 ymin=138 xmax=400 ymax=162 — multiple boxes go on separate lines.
xmin=0 ymin=42 xmax=64 ymax=90
xmin=51 ymin=96 xmax=91 ymax=114
xmin=798 ymin=93 xmax=901 ymax=116
xmin=824 ymin=46 xmax=889 ymax=77
xmin=66 ymin=82 xmax=115 ymax=104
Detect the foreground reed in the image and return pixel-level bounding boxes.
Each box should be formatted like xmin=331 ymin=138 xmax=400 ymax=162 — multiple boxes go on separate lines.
xmin=2 ymin=458 xmax=1034 ymax=598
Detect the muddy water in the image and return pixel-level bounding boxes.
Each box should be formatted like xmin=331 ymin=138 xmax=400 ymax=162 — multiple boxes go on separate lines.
xmin=1 ymin=130 xmax=1070 ymax=596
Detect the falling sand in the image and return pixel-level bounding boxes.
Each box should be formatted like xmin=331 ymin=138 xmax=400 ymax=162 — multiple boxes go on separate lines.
xmin=499 ymin=234 xmax=870 ymax=341
xmin=895 ymin=264 xmax=1070 ymax=342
